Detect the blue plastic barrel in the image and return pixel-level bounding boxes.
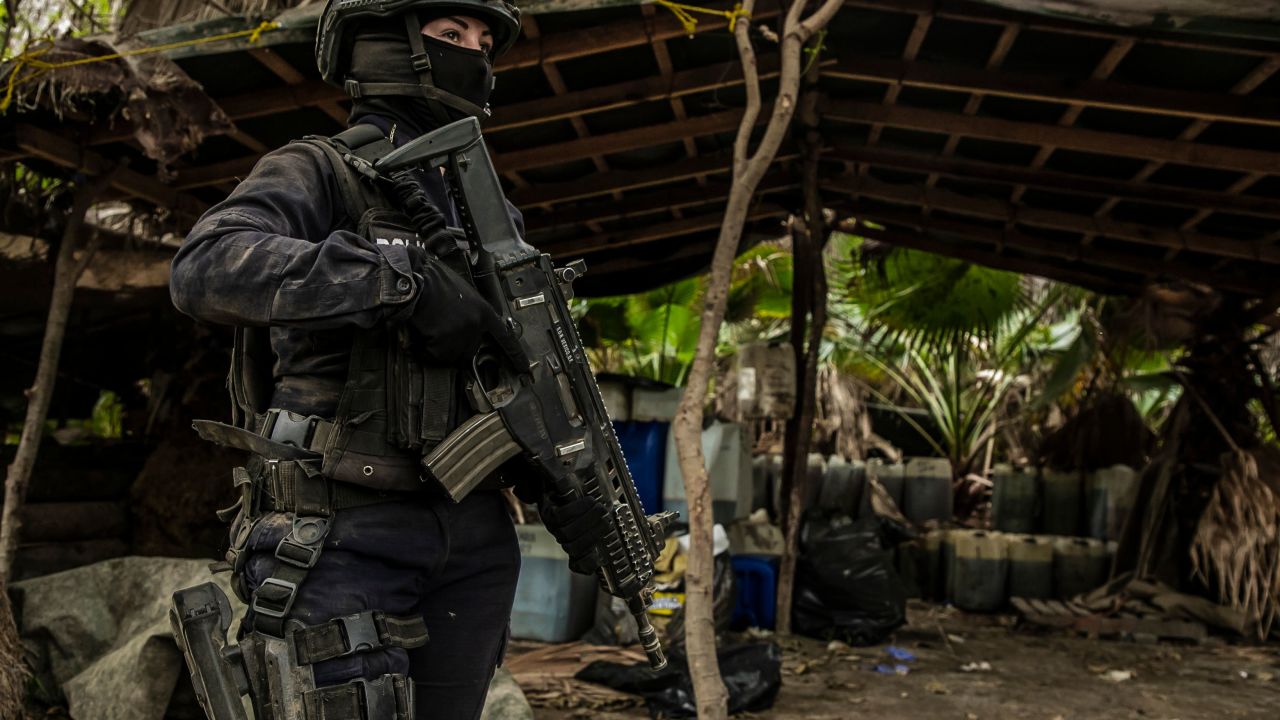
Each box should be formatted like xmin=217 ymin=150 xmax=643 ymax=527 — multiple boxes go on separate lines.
xmin=731 ymin=555 xmax=779 ymax=630
xmin=613 ymin=420 xmax=668 ymax=513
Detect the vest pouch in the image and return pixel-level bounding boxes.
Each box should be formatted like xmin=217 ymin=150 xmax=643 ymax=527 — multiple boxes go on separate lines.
xmin=321 ymin=333 xmax=424 ymax=493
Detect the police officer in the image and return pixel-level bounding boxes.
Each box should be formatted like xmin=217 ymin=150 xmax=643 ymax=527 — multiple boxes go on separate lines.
xmin=170 ymin=1 xmax=608 ymax=718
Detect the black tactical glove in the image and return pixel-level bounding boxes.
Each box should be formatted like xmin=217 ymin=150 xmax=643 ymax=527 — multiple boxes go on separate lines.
xmin=541 ymin=494 xmax=611 ymax=575
xmin=409 ymin=258 xmax=530 ymax=369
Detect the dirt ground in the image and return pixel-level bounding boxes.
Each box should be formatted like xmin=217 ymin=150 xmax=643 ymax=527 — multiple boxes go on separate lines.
xmin=525 ymin=602 xmax=1280 ymax=720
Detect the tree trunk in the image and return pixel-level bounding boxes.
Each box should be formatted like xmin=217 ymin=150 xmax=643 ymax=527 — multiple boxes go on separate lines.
xmin=0 ymin=587 xmax=25 ymax=720
xmin=775 ymin=131 xmax=828 ymax=635
xmin=0 ymin=170 xmax=116 ymax=716
xmin=0 ymin=173 xmax=113 ymax=579
xmin=672 ymin=1 xmax=845 ymax=715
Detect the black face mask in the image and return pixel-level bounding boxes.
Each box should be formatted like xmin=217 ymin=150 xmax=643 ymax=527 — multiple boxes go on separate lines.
xmin=419 ymin=35 xmax=494 ymax=118
xmin=346 ymin=24 xmax=494 ymax=137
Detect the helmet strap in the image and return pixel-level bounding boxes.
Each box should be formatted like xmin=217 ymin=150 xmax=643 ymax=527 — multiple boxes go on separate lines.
xmin=402 ymin=11 xmax=490 ymax=125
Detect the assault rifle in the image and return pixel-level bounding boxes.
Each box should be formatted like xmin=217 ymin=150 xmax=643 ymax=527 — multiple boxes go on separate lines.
xmin=374 ymin=118 xmax=677 ymax=670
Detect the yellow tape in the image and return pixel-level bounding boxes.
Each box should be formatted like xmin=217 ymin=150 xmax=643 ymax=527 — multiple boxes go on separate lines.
xmin=2 ymin=20 xmax=279 ymax=112
xmin=655 ymin=0 xmax=750 ymax=36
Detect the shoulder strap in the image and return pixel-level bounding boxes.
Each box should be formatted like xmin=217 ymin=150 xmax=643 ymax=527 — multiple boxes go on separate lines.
xmin=292 ymin=125 xmax=398 ymax=225
xmin=228 ymin=326 xmax=274 ymax=430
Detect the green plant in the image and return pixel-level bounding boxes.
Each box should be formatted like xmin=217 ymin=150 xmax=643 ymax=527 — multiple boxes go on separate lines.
xmin=575 ymin=244 xmax=793 ymax=385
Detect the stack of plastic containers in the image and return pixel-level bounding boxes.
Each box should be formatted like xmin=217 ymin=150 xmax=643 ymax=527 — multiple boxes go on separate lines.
xmin=510 ymin=524 xmax=598 ymax=641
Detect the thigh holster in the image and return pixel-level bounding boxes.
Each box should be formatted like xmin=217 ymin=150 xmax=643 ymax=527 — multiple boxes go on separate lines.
xmin=172 ymin=582 xmax=427 ymax=720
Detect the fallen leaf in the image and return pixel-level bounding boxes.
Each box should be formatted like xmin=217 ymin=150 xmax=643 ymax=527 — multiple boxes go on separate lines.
xmin=925 ymin=680 xmax=950 ymax=695
xmin=1102 ymin=670 xmax=1133 ymax=682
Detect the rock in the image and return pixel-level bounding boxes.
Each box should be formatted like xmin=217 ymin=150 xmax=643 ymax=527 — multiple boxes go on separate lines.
xmin=479 ymin=667 xmax=533 ymax=720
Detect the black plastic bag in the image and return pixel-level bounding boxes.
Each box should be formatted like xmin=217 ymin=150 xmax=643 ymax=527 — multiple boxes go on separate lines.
xmin=583 ymin=549 xmax=736 ymax=648
xmin=792 ymin=514 xmax=907 ymax=646
xmin=576 ymin=642 xmax=782 ymax=718
xmin=660 ymin=551 xmax=736 ymax=649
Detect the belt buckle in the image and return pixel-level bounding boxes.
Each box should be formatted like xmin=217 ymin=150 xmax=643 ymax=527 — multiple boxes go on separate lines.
xmin=267 ymin=409 xmax=316 ymax=450
xmin=251 ymin=577 xmax=298 ymax=619
xmin=335 ymin=612 xmax=382 ymax=656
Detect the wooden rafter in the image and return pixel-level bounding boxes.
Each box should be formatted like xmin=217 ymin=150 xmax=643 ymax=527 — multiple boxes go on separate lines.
xmin=864 ymin=12 xmax=931 ymax=147
xmin=642 ymin=3 xmax=702 ymax=202
xmin=491 ymin=56 xmax=776 ymax=131
xmin=545 ymin=204 xmax=787 ymax=256
xmin=825 ymin=100 xmax=1280 ymax=174
xmin=845 ymin=212 xmax=1268 ymax=296
xmin=525 ymin=172 xmax=797 ymax=232
xmin=924 ymin=21 xmax=1020 ymax=189
xmin=1110 ymin=56 xmax=1280 ymax=247
xmin=825 ymin=174 xmax=1280 ymax=264
xmin=248 ymin=47 xmax=348 ymax=125
xmin=1009 ymin=36 xmax=1135 ymax=210
xmin=830 ymin=146 xmax=1280 ymax=219
xmin=496 ymin=110 xmax=745 ymax=173
xmin=15 ymin=125 xmax=207 ymax=220
xmin=847 ymin=223 xmax=1137 ymax=295
xmin=497 ymin=1 xmax=777 ymax=71
xmin=510 ymin=149 xmax=800 ymax=207
xmin=826 ymin=52 xmax=1280 ymax=128
xmin=842 ymin=0 xmax=1280 ymax=56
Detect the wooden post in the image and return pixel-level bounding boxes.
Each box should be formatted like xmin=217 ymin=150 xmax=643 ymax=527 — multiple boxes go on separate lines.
xmin=0 ymin=169 xmax=117 ymax=579
xmin=0 ymin=168 xmax=119 ymax=715
xmin=672 ymin=1 xmax=844 ymax=717
xmin=776 ymin=87 xmax=828 ymax=633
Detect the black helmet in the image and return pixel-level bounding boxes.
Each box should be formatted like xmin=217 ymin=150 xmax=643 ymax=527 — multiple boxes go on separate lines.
xmin=316 ymin=0 xmax=522 ymax=86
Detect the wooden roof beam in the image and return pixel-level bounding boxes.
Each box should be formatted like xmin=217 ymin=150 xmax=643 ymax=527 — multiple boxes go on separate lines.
xmin=830 ymin=146 xmax=1280 ymax=219
xmin=496 ymin=110 xmax=746 ymax=173
xmin=509 ymin=148 xmax=800 ymax=208
xmin=845 ymin=211 xmax=1267 ymax=297
xmin=1011 ymin=36 xmax=1136 ymax=216
xmin=925 ymin=21 xmax=1021 ymax=187
xmin=643 ymin=3 xmax=701 ymax=198
xmin=825 ymin=100 xmax=1280 ymax=175
xmin=170 ymin=112 xmax=757 ymax=192
xmin=490 ymin=57 xmax=777 ymax=132
xmin=249 ymin=47 xmax=348 ymax=125
xmin=15 ymin=125 xmax=207 ymax=220
xmin=525 ymin=172 xmax=798 ymax=233
xmin=845 ymin=222 xmax=1137 ymax=295
xmin=545 ymin=204 xmax=788 ymax=256
xmin=497 ymin=1 xmax=778 ymax=71
xmin=1116 ymin=56 xmax=1280 ymax=245
xmin=841 ymin=0 xmax=1280 ymax=57
xmin=866 ymin=12 xmax=932 ymax=147
xmin=827 ymin=52 xmax=1280 ymax=127
xmin=824 ymin=174 xmax=1280 ymax=264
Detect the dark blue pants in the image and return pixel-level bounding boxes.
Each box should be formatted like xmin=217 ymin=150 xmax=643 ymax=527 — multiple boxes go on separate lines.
xmin=241 ymin=490 xmax=520 ymax=720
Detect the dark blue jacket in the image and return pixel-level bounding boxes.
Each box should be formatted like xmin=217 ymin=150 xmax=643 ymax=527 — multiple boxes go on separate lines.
xmin=170 ymin=119 xmax=524 ymax=416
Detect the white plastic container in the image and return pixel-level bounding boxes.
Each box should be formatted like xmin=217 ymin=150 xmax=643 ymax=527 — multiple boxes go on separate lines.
xmin=509 ymin=524 xmax=597 ymax=642
xmin=598 ymin=379 xmax=631 ymax=421
xmin=631 ymin=386 xmax=683 ymax=422
xmin=662 ymin=421 xmax=752 ymax=526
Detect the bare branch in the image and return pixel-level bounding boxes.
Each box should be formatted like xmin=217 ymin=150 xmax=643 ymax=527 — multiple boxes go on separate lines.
xmin=798 ymin=0 xmax=847 ymax=39
xmin=732 ymin=0 xmax=761 ymax=173
xmin=784 ymin=0 xmax=808 ymax=31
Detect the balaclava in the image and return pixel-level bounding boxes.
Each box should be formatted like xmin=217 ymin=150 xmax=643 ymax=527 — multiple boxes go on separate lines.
xmin=347 ymin=15 xmax=495 ymax=138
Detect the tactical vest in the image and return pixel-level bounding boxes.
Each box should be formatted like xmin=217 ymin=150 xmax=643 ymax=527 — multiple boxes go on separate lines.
xmin=220 ymin=125 xmax=464 ymax=494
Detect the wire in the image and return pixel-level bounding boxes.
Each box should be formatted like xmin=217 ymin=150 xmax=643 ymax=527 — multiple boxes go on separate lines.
xmin=2 ymin=20 xmax=279 ymax=112
xmin=654 ymin=0 xmax=750 ymax=36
